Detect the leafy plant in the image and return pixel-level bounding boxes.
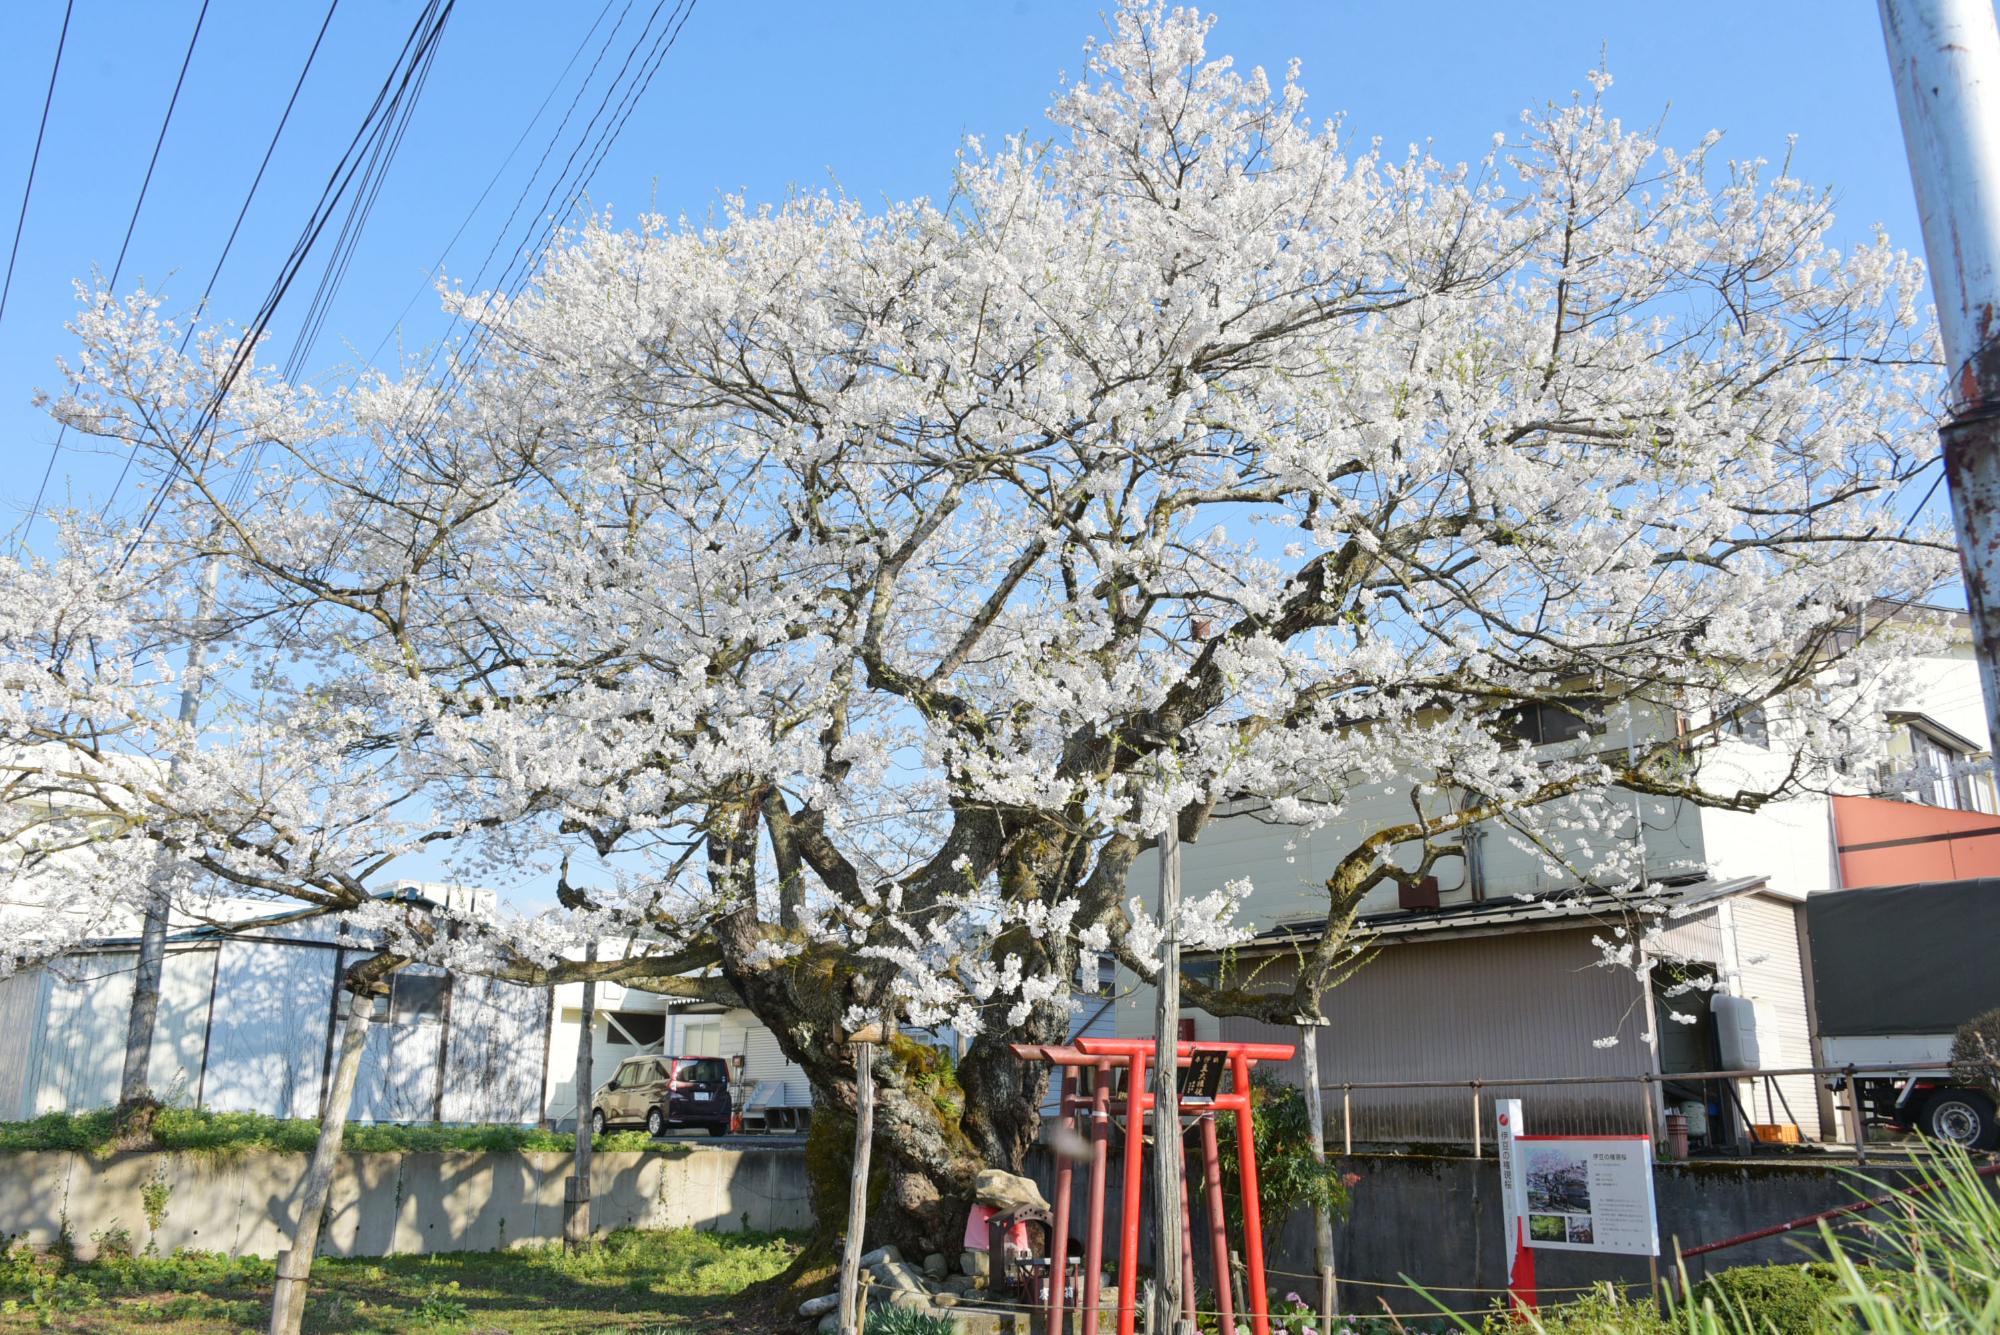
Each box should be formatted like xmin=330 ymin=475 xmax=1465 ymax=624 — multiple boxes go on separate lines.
xmin=1217 ymin=1073 xmax=1354 ymax=1251
xmin=865 ymin=1303 xmax=956 ymax=1335
xmin=1687 ymin=1263 xmax=1835 ymax=1335
xmin=1950 ymin=1006 xmax=2000 ymax=1098
xmin=139 ymin=1168 xmax=172 ymax=1239
xmin=412 ymin=1280 xmax=470 ymax=1327
xmin=1478 ymin=1284 xmax=1671 ymax=1334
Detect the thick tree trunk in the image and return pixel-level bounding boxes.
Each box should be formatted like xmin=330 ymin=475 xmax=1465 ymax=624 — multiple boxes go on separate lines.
xmin=718 ymin=906 xmax=1074 ymax=1261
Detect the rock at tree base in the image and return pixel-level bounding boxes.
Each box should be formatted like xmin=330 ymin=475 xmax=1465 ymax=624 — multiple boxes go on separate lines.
xmin=798 ymin=1293 xmax=841 ymax=1318
xmin=973 ymin=1168 xmax=1049 ymax=1212
xmin=923 ymin=1251 xmax=949 ymax=1279
xmin=868 ymin=1259 xmax=931 ymax=1293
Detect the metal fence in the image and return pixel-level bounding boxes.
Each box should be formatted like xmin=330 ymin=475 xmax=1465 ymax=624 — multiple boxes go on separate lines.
xmin=1320 ymin=1061 xmax=1954 ymax=1162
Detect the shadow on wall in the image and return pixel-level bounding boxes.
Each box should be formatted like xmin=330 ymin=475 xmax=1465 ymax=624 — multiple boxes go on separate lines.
xmin=0 ymin=1146 xmax=813 ymax=1259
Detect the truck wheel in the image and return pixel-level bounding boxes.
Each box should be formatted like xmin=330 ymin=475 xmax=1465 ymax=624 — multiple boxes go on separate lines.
xmin=1919 ymin=1089 xmax=1998 ymax=1150
xmin=591 ymin=1109 xmax=606 ymax=1137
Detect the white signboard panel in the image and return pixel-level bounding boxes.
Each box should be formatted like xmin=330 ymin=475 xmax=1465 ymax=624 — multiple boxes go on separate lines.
xmin=1515 ymin=1133 xmax=1659 ymax=1256
xmin=1496 ymin=1099 xmax=1525 ymax=1273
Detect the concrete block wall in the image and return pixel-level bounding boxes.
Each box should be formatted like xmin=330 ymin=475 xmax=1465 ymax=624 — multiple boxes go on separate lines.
xmin=0 ymin=1147 xmax=811 ymax=1259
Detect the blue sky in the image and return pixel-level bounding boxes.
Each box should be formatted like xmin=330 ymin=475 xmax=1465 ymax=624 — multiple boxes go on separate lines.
xmin=0 ymin=0 xmax=1951 ymax=903
xmin=0 ymin=0 xmax=1936 ymax=540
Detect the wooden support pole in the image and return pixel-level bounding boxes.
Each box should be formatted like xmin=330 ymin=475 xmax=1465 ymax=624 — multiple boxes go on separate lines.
xmin=1151 ymin=821 xmax=1189 ymax=1335
xmin=269 ymin=989 xmax=375 ymax=1335
xmin=1297 ymin=1024 xmax=1338 ymax=1328
xmin=839 ymin=1039 xmax=877 ymax=1335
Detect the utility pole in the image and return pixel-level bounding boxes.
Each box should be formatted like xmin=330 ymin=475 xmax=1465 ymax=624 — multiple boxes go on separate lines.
xmin=1151 ymin=816 xmax=1190 ymax=1335
xmin=120 ymin=556 xmax=220 ymax=1105
xmin=564 ymin=940 xmax=598 ymax=1248
xmin=1880 ymin=0 xmax=2000 ymax=764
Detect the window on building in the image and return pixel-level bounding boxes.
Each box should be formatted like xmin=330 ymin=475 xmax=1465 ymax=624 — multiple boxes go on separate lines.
xmin=1500 ymin=699 xmax=1596 ymax=748
xmin=1718 ymin=697 xmax=1770 ymax=748
xmin=604 ymin=1011 xmax=667 ymax=1048
xmin=390 ymin=973 xmax=448 ymax=1025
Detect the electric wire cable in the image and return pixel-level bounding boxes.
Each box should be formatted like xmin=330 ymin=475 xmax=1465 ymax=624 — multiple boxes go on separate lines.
xmin=361 ymin=0 xmax=624 ymax=376
xmin=0 ymin=0 xmax=73 ymax=330
xmin=117 ymin=0 xmax=454 ymax=568
xmin=315 ymin=0 xmax=695 ymax=586
xmin=20 ymin=0 xmax=209 ymax=555
xmin=392 ymin=0 xmax=695 ymax=460
xmin=98 ymin=0 xmax=342 ymax=525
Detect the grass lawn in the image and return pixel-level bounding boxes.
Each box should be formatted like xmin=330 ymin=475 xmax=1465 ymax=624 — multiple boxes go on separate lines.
xmin=0 ymin=1109 xmax=662 ymax=1157
xmin=0 ymin=1227 xmax=798 ymax=1334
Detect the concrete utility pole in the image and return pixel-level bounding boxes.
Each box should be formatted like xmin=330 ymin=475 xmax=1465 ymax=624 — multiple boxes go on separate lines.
xmin=1151 ymin=818 xmax=1191 ymax=1335
xmin=1881 ymin=0 xmax=2000 ymax=763
xmin=120 ymin=556 xmax=220 ymax=1104
xmin=564 ymin=940 xmax=598 ymax=1248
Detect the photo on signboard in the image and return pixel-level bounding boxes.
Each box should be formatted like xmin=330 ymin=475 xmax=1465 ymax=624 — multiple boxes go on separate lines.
xmin=1567 ymin=1218 xmax=1594 ymax=1244
xmin=1525 ymin=1148 xmax=1592 ymax=1215
xmin=1529 ymin=1214 xmax=1567 ymax=1242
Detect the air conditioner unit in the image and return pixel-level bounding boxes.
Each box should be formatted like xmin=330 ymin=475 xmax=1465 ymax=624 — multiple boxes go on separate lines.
xmin=1712 ymin=993 xmax=1762 ymax=1070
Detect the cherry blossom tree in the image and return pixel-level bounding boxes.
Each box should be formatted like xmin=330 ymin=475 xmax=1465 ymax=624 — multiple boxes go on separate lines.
xmin=1 ymin=0 xmax=1957 ymax=1265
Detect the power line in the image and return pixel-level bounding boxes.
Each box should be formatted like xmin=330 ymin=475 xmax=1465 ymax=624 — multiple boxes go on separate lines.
xmin=110 ymin=0 xmax=211 ymax=284
xmin=359 ymin=0 xmax=622 ymax=375
xmin=101 ymin=0 xmax=343 ymax=525
xmin=317 ymin=0 xmax=695 ymax=583
xmin=118 ymin=0 xmax=456 ymax=567
xmin=395 ymin=0 xmax=697 ymax=460
xmin=19 ymin=0 xmax=209 ymax=556
xmin=0 ymin=0 xmax=73 ymax=329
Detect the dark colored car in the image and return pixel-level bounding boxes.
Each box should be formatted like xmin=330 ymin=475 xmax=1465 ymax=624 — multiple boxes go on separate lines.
xmin=591 ymin=1054 xmax=732 ymax=1137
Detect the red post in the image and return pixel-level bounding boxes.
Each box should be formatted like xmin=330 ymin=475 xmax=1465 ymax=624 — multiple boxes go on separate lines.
xmin=1013 ymin=1039 xmax=1294 ymax=1335
xmin=1117 ymin=1052 xmax=1148 ymax=1335
xmin=1200 ymin=1111 xmax=1234 ymax=1335
xmin=1049 ymin=1067 xmax=1076 ymax=1335
xmin=1232 ymin=1051 xmax=1271 ymax=1335
xmin=1083 ymin=1063 xmax=1111 ymax=1335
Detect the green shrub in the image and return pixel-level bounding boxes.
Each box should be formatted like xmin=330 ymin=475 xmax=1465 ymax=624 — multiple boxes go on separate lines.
xmin=1473 ymin=1285 xmax=1668 ymax=1334
xmin=1950 ymin=1006 xmax=2000 ymax=1098
xmin=1686 ymin=1264 xmax=1834 ymax=1335
xmin=1218 ymin=1073 xmax=1353 ymax=1250
xmin=865 ymin=1304 xmax=955 ymax=1335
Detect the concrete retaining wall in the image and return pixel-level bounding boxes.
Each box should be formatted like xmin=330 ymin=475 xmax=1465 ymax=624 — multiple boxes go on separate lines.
xmin=0 ymin=1147 xmax=810 ymax=1259
xmin=1301 ymin=1152 xmax=1937 ymax=1312
xmin=1025 ymin=1147 xmax=1954 ymax=1315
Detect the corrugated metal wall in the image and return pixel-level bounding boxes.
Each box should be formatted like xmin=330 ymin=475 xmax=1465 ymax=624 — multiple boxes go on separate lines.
xmin=33 ymin=951 xmax=139 ymax=1113
xmin=1216 ymin=927 xmax=1658 ymax=1144
xmin=1730 ymin=895 xmax=1823 ymax=1137
xmin=0 ymin=969 xmax=47 ymax=1119
xmin=203 ymin=940 xmax=337 ymax=1118
xmin=440 ymin=974 xmax=549 ymax=1124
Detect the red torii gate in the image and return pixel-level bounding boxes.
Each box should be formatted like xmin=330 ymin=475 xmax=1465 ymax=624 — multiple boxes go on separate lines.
xmin=1010 ymin=1036 xmax=1294 ymax=1335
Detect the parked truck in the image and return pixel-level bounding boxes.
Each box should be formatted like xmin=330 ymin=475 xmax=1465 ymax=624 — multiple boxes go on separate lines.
xmin=1807 ymin=876 xmax=2000 ymax=1150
